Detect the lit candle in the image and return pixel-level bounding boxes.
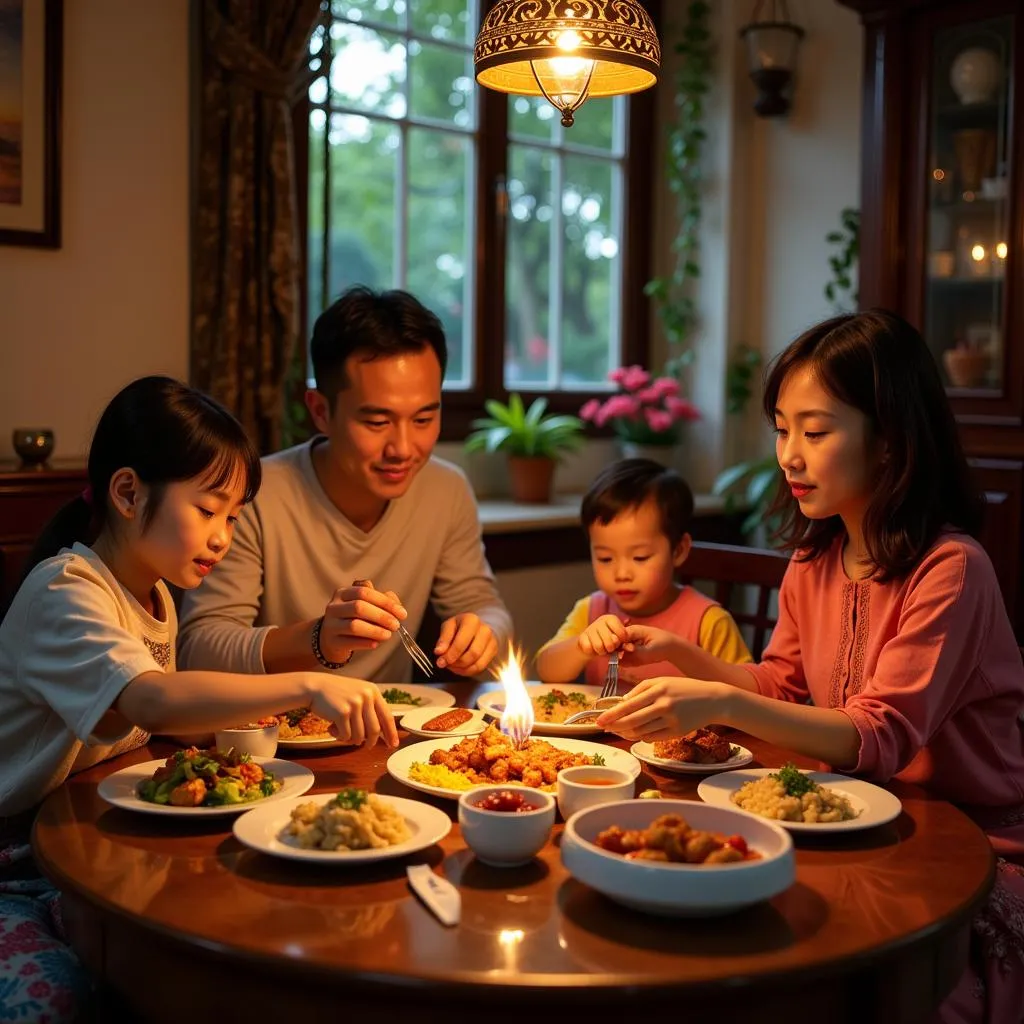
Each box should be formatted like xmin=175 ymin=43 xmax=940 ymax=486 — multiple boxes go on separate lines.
xmin=497 ymin=644 xmax=534 ymax=750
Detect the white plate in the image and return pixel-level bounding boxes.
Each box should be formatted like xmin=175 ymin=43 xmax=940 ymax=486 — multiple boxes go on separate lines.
xmin=97 ymin=757 xmax=315 ymax=817
xmin=631 ymin=741 xmax=754 ymax=775
xmin=697 ymin=768 xmax=903 ymax=833
xmin=232 ymin=793 xmax=451 ymax=864
xmin=376 ymin=683 xmax=456 ymax=717
xmin=387 ymin=736 xmax=641 ymax=801
xmin=399 ymin=705 xmax=486 ymax=738
xmin=476 ymin=683 xmax=605 ymax=737
xmin=277 ymin=734 xmax=349 ymax=750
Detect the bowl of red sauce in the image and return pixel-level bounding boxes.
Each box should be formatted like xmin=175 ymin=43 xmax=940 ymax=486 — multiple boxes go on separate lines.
xmin=458 ymin=785 xmax=555 ymax=867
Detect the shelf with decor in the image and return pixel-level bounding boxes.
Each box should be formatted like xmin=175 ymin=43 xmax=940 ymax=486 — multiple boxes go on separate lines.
xmin=839 ymin=0 xmax=1024 ymax=637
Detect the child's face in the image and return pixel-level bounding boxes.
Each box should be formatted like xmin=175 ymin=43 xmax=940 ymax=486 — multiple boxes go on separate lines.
xmin=589 ymin=498 xmax=687 ymax=617
xmin=133 ymin=468 xmax=247 ymax=590
xmin=774 ymin=364 xmax=881 ymax=528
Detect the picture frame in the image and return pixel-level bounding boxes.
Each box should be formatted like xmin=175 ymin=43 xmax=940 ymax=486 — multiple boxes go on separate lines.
xmin=0 ymin=0 xmax=62 ymax=248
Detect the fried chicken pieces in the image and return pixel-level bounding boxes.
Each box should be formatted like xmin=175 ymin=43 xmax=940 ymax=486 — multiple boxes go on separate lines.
xmin=428 ymin=724 xmax=592 ymax=788
xmin=596 ymin=813 xmax=753 ymax=865
xmin=653 ymin=726 xmax=732 ymax=764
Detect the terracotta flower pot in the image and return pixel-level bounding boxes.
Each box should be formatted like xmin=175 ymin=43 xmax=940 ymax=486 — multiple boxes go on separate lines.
xmin=942 ymin=348 xmax=989 ymax=388
xmin=508 ymin=456 xmax=556 ymax=504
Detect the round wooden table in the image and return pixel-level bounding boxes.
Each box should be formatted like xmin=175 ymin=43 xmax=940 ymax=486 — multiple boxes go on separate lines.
xmin=34 ymin=683 xmax=994 ymax=1024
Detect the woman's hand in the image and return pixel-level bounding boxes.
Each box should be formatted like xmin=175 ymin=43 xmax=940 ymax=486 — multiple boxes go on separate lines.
xmin=306 ymin=675 xmax=399 ymax=748
xmin=595 ymin=676 xmax=734 ymax=742
xmin=577 ymin=614 xmax=630 ymax=657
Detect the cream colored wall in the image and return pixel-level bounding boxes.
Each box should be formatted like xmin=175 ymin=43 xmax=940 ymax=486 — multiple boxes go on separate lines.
xmin=0 ymin=0 xmax=189 ymax=458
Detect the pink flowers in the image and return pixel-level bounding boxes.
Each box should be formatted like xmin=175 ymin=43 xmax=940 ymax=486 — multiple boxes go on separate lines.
xmin=579 ymin=366 xmax=700 ymax=444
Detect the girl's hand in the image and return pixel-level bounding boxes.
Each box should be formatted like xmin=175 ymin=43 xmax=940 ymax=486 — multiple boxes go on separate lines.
xmin=307 ymin=676 xmax=400 ymax=748
xmin=577 ymin=614 xmax=630 ymax=658
xmin=618 ymin=624 xmax=683 ymax=666
xmin=594 ymin=677 xmax=732 ymax=742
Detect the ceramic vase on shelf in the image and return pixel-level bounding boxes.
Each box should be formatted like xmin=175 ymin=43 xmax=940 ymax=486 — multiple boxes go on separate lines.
xmin=617 ymin=440 xmax=680 ymax=469
xmin=950 ymin=47 xmax=1001 ymax=105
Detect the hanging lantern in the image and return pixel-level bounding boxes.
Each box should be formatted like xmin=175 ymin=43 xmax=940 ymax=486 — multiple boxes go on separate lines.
xmin=739 ymin=0 xmax=804 ymax=118
xmin=474 ymin=0 xmax=660 ymax=127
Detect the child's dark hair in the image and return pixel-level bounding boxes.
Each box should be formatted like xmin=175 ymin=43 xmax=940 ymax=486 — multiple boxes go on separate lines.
xmin=25 ymin=376 xmax=261 ymax=575
xmin=763 ymin=308 xmax=983 ymax=580
xmin=311 ymin=285 xmax=448 ymax=405
xmin=581 ymin=458 xmax=694 ymax=549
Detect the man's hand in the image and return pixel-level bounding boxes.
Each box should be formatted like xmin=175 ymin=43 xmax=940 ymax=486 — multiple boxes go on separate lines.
xmin=434 ymin=613 xmax=498 ymax=676
xmin=317 ymin=581 xmax=406 ymax=664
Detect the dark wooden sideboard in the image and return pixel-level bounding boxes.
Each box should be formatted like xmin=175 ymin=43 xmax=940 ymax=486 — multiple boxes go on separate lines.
xmin=0 ymin=460 xmax=88 ymax=611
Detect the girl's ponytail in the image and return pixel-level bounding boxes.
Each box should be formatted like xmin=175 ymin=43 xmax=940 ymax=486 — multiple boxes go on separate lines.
xmin=21 ymin=492 xmax=96 ymax=583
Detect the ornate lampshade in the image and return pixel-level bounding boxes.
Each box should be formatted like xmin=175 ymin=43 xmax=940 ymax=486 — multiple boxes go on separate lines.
xmin=738 ymin=0 xmax=804 ymax=118
xmin=474 ymin=0 xmax=660 ymax=127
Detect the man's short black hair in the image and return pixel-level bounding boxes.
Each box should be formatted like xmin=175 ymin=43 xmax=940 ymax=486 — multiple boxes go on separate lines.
xmin=310 ymin=285 xmax=448 ymax=404
xmin=581 ymin=458 xmax=694 ymax=550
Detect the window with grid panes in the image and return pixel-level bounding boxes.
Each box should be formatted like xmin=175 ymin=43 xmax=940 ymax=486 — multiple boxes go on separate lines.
xmin=304 ymin=0 xmax=655 ymax=431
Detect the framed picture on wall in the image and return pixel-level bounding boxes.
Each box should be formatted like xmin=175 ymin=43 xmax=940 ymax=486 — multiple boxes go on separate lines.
xmin=0 ymin=0 xmax=62 ymax=248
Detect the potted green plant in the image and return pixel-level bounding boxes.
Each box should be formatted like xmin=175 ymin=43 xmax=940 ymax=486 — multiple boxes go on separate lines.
xmin=465 ymin=394 xmax=584 ymax=504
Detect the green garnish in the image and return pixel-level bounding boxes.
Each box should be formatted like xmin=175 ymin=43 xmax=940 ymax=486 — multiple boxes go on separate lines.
xmin=381 ymin=688 xmax=422 ymax=706
xmin=333 ymin=788 xmax=368 ymax=810
xmin=729 ymin=745 xmax=740 ymax=758
xmin=770 ymin=762 xmax=816 ymax=797
xmin=591 ymin=753 xmax=606 ymax=766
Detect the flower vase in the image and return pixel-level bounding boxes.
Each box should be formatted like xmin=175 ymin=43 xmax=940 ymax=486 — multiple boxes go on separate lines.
xmin=617 ymin=440 xmax=680 ymax=469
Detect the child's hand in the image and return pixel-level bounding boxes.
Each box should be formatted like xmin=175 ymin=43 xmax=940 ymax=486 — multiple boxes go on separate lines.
xmin=594 ymin=677 xmax=732 ymax=741
xmin=308 ymin=676 xmax=400 ymax=748
xmin=577 ymin=614 xmax=630 ymax=657
xmin=618 ymin=624 xmax=682 ymax=666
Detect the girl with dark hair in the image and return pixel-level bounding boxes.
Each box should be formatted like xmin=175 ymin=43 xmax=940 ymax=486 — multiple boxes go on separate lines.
xmin=0 ymin=377 xmax=398 ymax=1021
xmin=597 ymin=311 xmax=1024 ymax=1024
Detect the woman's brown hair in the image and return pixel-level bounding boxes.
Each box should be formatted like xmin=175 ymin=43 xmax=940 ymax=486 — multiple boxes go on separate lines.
xmin=762 ymin=308 xmax=983 ymax=580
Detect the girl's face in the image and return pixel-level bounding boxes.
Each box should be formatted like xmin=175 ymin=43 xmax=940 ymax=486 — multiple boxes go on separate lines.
xmin=774 ymin=364 xmax=882 ymax=529
xmin=588 ymin=498 xmax=689 ymax=617
xmin=132 ymin=469 xmax=247 ymax=590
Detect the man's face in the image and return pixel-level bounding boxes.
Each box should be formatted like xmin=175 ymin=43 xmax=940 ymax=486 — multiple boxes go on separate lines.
xmin=309 ymin=347 xmax=443 ymax=504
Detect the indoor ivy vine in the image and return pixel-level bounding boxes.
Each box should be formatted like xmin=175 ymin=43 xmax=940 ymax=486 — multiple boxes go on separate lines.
xmin=644 ymin=0 xmax=712 ymax=378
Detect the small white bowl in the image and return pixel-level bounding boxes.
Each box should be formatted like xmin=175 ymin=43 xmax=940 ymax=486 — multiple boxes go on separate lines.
xmin=458 ymin=785 xmax=556 ymax=867
xmin=214 ymin=723 xmax=279 ymax=758
xmin=561 ymin=799 xmax=795 ymax=917
xmin=556 ymin=765 xmax=635 ymax=819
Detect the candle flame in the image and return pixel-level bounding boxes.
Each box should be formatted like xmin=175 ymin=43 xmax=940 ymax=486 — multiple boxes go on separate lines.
xmin=496 ymin=644 xmax=534 ymax=750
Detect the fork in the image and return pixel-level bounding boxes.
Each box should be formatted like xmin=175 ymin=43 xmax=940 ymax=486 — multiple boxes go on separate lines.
xmin=353 ymin=578 xmax=434 ymax=677
xmin=562 ymin=652 xmax=622 ymax=726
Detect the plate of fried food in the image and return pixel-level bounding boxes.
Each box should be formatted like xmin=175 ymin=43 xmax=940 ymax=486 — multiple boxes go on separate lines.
xmin=387 ymin=723 xmax=640 ymax=801
xmin=477 ymin=684 xmax=607 ymax=736
xmin=399 ymin=706 xmax=487 ymax=738
xmin=697 ymin=764 xmax=902 ymax=833
xmin=274 ymin=708 xmax=347 ymax=748
xmin=630 ymin=727 xmax=754 ymax=775
xmin=98 ymin=747 xmax=314 ymax=816
xmin=232 ymin=787 xmax=452 ymax=864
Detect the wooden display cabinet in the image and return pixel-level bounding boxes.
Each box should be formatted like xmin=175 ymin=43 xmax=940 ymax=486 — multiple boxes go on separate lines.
xmin=839 ymin=0 xmax=1024 ymax=635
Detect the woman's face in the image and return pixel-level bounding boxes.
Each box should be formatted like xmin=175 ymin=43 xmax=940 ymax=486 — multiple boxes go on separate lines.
xmin=773 ymin=364 xmax=882 ymax=528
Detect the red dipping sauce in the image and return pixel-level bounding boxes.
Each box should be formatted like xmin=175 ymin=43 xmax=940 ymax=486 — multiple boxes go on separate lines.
xmin=473 ymin=790 xmax=541 ymax=813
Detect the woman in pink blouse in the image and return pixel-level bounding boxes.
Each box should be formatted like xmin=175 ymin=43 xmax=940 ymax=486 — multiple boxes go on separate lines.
xmin=598 ymin=309 xmax=1024 ymax=1024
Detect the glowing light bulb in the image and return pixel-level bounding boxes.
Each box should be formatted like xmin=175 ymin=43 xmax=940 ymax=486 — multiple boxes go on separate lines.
xmin=557 ymin=28 xmax=582 ymax=52
xmin=996 ymin=242 xmax=1008 ymax=259
xmin=971 ymin=244 xmax=986 ymax=262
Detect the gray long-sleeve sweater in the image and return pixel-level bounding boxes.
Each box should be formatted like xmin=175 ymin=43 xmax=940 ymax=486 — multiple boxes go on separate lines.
xmin=177 ymin=440 xmax=512 ymax=682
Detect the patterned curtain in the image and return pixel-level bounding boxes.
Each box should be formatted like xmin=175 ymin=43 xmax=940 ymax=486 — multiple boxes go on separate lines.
xmin=192 ymin=0 xmax=323 ymax=452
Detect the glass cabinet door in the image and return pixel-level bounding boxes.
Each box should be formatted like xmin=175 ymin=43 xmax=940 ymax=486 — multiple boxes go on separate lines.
xmin=924 ymin=16 xmax=1013 ymax=394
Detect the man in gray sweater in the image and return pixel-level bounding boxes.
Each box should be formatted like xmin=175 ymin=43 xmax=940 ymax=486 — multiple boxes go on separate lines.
xmin=178 ymin=287 xmax=512 ymax=683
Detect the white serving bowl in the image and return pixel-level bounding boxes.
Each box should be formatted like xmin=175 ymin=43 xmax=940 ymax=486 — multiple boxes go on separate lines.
xmin=561 ymin=799 xmax=794 ymax=917
xmin=458 ymin=785 xmax=556 ymax=867
xmin=214 ymin=723 xmax=279 ymax=758
xmin=556 ymin=765 xmax=636 ymax=819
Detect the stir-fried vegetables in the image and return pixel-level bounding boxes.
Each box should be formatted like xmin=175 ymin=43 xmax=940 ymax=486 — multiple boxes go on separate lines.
xmin=136 ymin=747 xmax=281 ymax=808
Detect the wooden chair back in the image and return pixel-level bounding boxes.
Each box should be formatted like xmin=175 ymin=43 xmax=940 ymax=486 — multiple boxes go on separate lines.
xmin=678 ymin=541 xmax=790 ymax=660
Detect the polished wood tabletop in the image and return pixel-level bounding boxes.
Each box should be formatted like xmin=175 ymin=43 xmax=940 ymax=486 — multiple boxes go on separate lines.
xmin=34 ymin=682 xmax=995 ymax=1024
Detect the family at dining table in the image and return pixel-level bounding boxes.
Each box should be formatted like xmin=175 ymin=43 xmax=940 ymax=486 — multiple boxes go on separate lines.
xmin=0 ymin=287 xmax=1022 ymax=1024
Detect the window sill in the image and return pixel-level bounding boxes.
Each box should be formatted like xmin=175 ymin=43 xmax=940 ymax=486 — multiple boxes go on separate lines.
xmin=478 ymin=493 xmax=730 ymax=535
